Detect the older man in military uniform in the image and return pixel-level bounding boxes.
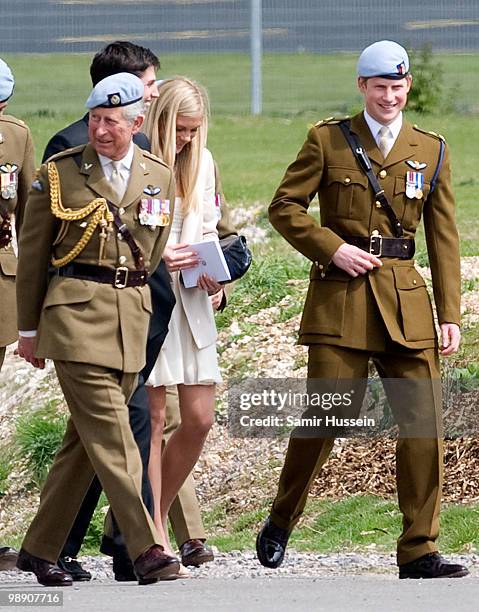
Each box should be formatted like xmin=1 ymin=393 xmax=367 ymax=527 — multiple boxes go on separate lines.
xmin=256 ymin=41 xmax=468 ymax=579
xmin=15 ymin=73 xmax=179 ymax=586
xmin=0 ymin=57 xmax=35 ymax=573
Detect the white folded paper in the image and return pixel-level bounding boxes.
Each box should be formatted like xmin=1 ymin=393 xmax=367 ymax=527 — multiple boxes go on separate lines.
xmin=180 ymin=240 xmax=231 ymax=288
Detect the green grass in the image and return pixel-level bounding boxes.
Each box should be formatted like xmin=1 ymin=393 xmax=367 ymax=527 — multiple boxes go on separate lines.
xmin=204 ymin=495 xmax=479 ymax=555
xmin=14 ymin=401 xmax=67 ymax=488
xmin=0 ymin=52 xmax=476 ymax=256
xmin=216 ymin=240 xmax=310 ymax=331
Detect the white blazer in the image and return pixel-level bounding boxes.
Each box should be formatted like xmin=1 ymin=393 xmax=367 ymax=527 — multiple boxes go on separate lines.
xmin=177 ymin=147 xmax=218 ymax=349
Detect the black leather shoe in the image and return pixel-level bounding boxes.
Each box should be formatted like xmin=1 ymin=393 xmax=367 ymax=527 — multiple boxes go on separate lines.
xmin=180 ymin=539 xmax=214 ymax=567
xmin=16 ymin=548 xmax=73 ymax=587
xmin=399 ymin=552 xmax=470 ymax=579
xmin=0 ymin=546 xmax=18 ymax=571
xmin=57 ymin=556 xmax=91 ymax=581
xmin=256 ymin=516 xmax=291 ymax=569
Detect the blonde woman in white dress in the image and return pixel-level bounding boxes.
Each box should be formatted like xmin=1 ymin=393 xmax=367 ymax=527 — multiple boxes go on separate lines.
xmin=142 ymin=77 xmax=223 ymax=556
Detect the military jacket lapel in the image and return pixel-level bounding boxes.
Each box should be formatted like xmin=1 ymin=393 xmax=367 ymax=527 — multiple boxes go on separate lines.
xmin=120 ymin=146 xmax=149 ymax=209
xmin=350 ymin=113 xmax=383 ymax=167
xmin=80 ymin=144 xmax=118 ymax=204
xmin=382 ymin=121 xmax=418 ymax=170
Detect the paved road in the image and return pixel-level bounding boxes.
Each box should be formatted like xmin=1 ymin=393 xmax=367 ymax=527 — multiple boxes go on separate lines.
xmin=1 ymin=576 xmax=478 ymax=612
xmin=0 ymin=0 xmax=479 ymax=54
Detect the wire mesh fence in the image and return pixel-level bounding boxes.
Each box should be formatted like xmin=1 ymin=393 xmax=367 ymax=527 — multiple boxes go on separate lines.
xmin=1 ymin=0 xmax=479 ymax=116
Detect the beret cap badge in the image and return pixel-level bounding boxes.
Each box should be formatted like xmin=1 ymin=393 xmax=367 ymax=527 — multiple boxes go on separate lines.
xmin=108 ymin=93 xmax=121 ymax=106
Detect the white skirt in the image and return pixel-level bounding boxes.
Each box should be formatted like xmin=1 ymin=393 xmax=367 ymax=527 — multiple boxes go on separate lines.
xmin=147 ymin=270 xmax=222 ymax=387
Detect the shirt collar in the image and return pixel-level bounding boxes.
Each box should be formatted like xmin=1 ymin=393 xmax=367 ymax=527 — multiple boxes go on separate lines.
xmin=363 ymin=110 xmax=403 ymax=143
xmin=97 ymin=141 xmax=135 ymax=172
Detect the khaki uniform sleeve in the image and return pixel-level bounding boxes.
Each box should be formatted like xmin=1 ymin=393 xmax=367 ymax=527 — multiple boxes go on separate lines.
xmin=269 ymin=127 xmax=344 ymax=267
xmin=423 ymin=143 xmax=461 ymax=326
xmin=16 ymin=164 xmax=59 ymax=330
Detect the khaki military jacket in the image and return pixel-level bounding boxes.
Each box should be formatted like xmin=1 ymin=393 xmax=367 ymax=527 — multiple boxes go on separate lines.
xmin=16 ymin=143 xmax=175 ymax=372
xmin=0 ymin=114 xmax=35 ymax=347
xmin=269 ymin=112 xmax=460 ymax=351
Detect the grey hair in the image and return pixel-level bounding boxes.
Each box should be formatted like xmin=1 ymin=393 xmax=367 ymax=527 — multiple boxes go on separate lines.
xmin=122 ymin=100 xmax=145 ymax=123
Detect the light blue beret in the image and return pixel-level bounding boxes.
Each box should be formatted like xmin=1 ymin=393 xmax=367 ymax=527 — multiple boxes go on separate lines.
xmin=0 ymin=58 xmax=15 ymax=102
xmin=86 ymin=72 xmax=144 ymax=109
xmin=357 ymin=40 xmax=409 ymax=79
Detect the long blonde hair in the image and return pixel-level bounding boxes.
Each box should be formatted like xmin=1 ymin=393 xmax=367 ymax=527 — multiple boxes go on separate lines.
xmin=142 ymin=76 xmax=209 ymax=214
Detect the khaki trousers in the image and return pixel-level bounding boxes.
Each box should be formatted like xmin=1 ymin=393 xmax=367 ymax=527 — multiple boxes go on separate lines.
xmin=165 ymin=386 xmax=206 ymax=546
xmin=22 ymin=361 xmax=161 ymax=563
xmin=271 ymin=344 xmax=443 ymax=565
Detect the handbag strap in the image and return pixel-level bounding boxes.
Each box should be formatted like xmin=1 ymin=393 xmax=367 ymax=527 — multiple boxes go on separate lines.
xmin=338 ymin=120 xmax=403 ymax=238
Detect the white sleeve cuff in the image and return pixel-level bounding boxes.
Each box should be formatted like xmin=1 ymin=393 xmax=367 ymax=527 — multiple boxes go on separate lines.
xmin=19 ymin=330 xmax=37 ymax=337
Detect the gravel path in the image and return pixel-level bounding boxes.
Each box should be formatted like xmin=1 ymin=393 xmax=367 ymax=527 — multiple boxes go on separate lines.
xmin=2 ymin=551 xmax=478 ymax=583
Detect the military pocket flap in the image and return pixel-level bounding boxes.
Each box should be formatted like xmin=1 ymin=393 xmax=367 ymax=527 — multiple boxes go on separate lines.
xmin=140 ymin=287 xmax=153 ymax=313
xmin=0 ymin=255 xmax=17 ymax=276
xmin=326 ymin=167 xmax=368 ymax=188
xmin=393 ymin=266 xmax=426 ymax=290
xmin=43 ymin=278 xmax=96 ymax=308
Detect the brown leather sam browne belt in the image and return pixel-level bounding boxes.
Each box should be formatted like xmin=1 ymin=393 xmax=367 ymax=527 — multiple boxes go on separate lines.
xmin=58 ymin=262 xmax=148 ymax=288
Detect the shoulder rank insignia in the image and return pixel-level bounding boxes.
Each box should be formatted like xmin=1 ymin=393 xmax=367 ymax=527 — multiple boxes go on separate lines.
xmin=314 ymin=116 xmax=349 ymax=127
xmin=413 ymin=125 xmax=446 ymax=142
xmin=143 ymin=184 xmax=161 ymax=196
xmin=406 ymin=160 xmax=427 ymax=170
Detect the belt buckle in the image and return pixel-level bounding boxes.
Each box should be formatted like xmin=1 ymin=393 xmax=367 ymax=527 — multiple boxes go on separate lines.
xmin=114 ymin=266 xmax=129 ymax=289
xmin=369 ymin=233 xmax=383 ymax=257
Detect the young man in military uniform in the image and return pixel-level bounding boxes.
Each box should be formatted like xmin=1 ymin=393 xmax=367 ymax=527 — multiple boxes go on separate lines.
xmin=15 ymin=73 xmax=179 ymax=586
xmin=256 ymin=41 xmax=468 ymax=579
xmin=0 ymin=57 xmax=35 ymax=573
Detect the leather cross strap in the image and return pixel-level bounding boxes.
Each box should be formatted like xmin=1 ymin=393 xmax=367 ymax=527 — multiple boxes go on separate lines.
xmin=58 ymin=262 xmax=148 ymax=288
xmin=107 ymin=201 xmax=146 ymax=270
xmin=338 ymin=120 xmax=404 ymax=238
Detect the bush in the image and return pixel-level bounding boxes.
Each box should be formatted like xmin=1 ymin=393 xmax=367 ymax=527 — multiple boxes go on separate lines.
xmin=407 ymin=44 xmax=444 ymax=114
xmin=14 ymin=401 xmax=67 ymax=488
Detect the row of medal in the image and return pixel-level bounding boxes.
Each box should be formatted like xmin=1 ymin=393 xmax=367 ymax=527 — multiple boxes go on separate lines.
xmin=138 ymin=197 xmax=170 ymax=229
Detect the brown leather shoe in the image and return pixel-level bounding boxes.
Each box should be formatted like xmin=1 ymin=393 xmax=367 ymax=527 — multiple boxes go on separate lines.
xmin=16 ymin=549 xmax=73 ymax=586
xmin=134 ymin=545 xmax=180 ymax=584
xmin=0 ymin=547 xmax=18 ymax=571
xmin=180 ymin=539 xmax=214 ymax=567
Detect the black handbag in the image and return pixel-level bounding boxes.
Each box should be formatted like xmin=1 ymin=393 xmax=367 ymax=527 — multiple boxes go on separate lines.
xmin=219 ymin=234 xmax=252 ymax=282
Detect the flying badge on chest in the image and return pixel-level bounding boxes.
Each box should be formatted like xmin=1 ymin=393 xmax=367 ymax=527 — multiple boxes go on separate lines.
xmin=0 ymin=163 xmax=18 ymax=199
xmin=406 ymin=160 xmax=427 ymax=170
xmin=143 ymin=184 xmax=161 ymax=197
xmin=406 ymin=171 xmax=424 ymax=199
xmin=138 ymin=197 xmax=170 ymax=229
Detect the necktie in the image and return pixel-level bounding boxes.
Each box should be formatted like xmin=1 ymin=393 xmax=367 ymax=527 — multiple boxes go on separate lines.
xmin=110 ymin=160 xmax=127 ymax=200
xmin=378 ymin=126 xmax=393 ymax=159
